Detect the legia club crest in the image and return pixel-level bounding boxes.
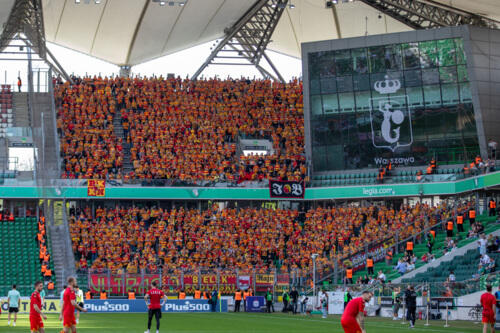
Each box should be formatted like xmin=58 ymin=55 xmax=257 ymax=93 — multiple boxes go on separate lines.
xmin=370 ymin=75 xmax=413 ymax=152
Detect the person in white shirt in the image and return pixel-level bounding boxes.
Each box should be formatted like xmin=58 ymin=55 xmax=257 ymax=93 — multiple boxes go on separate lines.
xmin=480 ymin=254 xmax=493 ymax=268
xmin=318 ymin=289 xmax=328 ymax=319
xmin=448 ymin=271 xmax=456 ymax=282
xmin=479 ymin=234 xmax=487 ymax=255
xmin=75 ymin=285 xmax=84 ymax=324
xmin=488 ymin=139 xmax=497 ymax=159
xmin=59 ymin=285 xmax=66 ymax=308
xmin=378 ymin=270 xmax=386 ymax=282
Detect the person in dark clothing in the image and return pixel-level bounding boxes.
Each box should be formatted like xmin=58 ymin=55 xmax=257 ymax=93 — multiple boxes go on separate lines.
xmin=210 ymin=290 xmax=218 ymax=312
xmin=289 ymin=287 xmax=299 ymax=314
xmin=405 ymin=285 xmax=417 ymax=328
xmin=427 ymin=233 xmax=435 ymax=254
xmin=265 ymin=288 xmax=273 ymax=313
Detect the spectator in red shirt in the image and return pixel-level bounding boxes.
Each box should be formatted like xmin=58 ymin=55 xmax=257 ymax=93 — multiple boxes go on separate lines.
xmin=481 ymin=284 xmax=496 ymax=333
xmin=341 ymin=291 xmax=373 ymax=333
xmin=144 ymin=281 xmax=167 ymax=333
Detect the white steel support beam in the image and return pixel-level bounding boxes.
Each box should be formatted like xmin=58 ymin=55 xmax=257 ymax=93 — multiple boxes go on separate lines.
xmin=192 ymin=0 xmax=288 ymax=82
xmin=358 ymin=0 xmax=499 ymax=30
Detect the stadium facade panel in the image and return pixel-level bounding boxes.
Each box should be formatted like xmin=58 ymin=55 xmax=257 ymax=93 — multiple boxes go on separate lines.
xmin=302 ymin=25 xmax=500 ymax=173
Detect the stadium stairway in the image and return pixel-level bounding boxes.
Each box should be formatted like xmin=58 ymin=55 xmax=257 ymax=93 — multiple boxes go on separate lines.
xmin=33 ymin=92 xmax=60 ymax=178
xmin=12 ymin=92 xmax=29 ymax=127
xmin=113 ymin=111 xmax=133 ymax=174
xmin=344 ymin=215 xmax=500 ymax=284
xmin=49 ymin=204 xmax=76 ymax=292
xmin=0 ymin=217 xmax=55 ymax=296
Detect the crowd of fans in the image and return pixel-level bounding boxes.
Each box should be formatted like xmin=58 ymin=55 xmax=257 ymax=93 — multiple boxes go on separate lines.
xmin=56 ymin=77 xmax=124 ymax=180
xmin=69 ymin=202 xmax=459 ymax=276
xmin=392 ymin=203 xmax=473 ymax=276
xmin=55 ymin=77 xmax=306 ymax=183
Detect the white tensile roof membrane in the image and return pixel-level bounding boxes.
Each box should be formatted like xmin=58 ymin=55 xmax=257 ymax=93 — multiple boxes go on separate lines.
xmin=5 ymin=0 xmax=498 ymax=66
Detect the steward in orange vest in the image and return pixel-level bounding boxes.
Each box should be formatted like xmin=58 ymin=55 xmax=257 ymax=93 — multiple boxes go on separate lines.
xmin=346 ymin=268 xmax=353 ymax=284
xmin=234 ymin=289 xmax=242 ymax=312
xmin=489 ymin=199 xmax=497 ymax=217
xmin=178 ymin=290 xmax=186 ymax=299
xmin=366 ymin=257 xmax=374 ymax=275
xmin=446 ymin=220 xmax=454 ymax=238
xmin=469 ymin=209 xmax=476 ymax=223
xmin=406 ymin=241 xmax=414 ymax=256
xmin=194 ymin=289 xmax=201 ymax=299
xmin=456 ymin=215 xmax=464 ymax=232
xmin=243 ymin=289 xmax=252 ymax=312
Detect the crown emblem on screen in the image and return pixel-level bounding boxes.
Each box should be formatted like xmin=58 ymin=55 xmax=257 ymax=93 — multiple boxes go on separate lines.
xmin=374 ymin=75 xmax=401 ymax=94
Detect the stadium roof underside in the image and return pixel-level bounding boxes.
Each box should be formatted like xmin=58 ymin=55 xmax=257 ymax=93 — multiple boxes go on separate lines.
xmin=31 ymin=0 xmax=500 ymax=67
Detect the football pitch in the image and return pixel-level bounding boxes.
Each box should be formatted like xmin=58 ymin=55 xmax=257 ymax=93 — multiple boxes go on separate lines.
xmin=0 ymin=313 xmax=483 ymax=333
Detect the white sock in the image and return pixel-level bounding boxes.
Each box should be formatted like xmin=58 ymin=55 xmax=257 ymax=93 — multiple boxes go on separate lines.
xmin=7 ymin=321 xmax=10 ymax=325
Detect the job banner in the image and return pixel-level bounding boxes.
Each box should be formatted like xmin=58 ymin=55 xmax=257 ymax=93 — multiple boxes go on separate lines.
xmin=90 ymin=274 xmax=160 ymax=294
xmin=162 ymin=273 xmax=182 ymax=291
xmin=274 ymin=273 xmax=290 ymax=294
xmin=84 ymin=299 xmax=228 ymax=313
xmin=255 ymin=274 xmax=274 ymax=286
xmin=269 ymin=180 xmax=305 ymax=199
xmin=245 ymin=296 xmax=265 ymax=312
xmin=0 ymin=297 xmax=61 ymax=314
xmin=238 ymin=275 xmax=251 ymax=290
xmin=91 ymin=274 xmax=237 ymax=294
xmin=182 ymin=274 xmax=237 ymax=294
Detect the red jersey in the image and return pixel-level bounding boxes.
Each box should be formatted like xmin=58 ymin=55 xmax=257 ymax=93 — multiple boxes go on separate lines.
xmin=30 ymin=291 xmax=42 ymax=318
xmin=63 ymin=287 xmax=76 ymax=317
xmin=342 ymin=297 xmax=365 ymax=320
xmin=147 ymin=288 xmax=164 ymax=310
xmin=481 ymin=292 xmax=496 ymax=314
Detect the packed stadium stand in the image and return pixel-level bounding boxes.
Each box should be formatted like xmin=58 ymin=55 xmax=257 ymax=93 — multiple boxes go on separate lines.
xmin=55 ymin=77 xmax=306 ymax=184
xmin=69 ymin=202 xmax=468 ymax=283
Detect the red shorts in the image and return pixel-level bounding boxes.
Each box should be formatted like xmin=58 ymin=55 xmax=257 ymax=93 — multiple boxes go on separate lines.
xmin=64 ymin=314 xmax=77 ymax=328
xmin=483 ymin=312 xmax=495 ymax=324
xmin=30 ymin=316 xmax=44 ymax=331
xmin=341 ymin=318 xmax=362 ymax=333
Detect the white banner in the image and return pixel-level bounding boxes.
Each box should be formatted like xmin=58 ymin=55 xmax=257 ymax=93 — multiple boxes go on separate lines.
xmin=327 ymin=292 xmax=345 ymax=314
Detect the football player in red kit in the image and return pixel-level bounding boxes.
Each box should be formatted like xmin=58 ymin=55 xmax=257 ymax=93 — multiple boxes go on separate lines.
xmin=60 ymin=277 xmax=87 ymax=333
xmin=341 ymin=291 xmax=373 ymax=333
xmin=30 ymin=281 xmax=47 ymax=333
xmin=144 ymin=280 xmax=167 ymax=333
xmin=481 ymin=284 xmax=497 ymax=333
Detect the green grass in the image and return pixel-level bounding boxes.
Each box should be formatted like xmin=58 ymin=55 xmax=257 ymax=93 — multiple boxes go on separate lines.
xmin=0 ymin=313 xmax=485 ymax=332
